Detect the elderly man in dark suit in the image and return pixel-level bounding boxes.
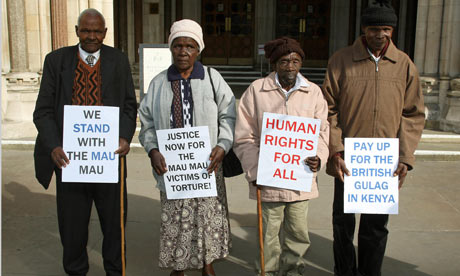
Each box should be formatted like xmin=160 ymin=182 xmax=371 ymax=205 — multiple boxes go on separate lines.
xmin=33 ymin=8 xmax=137 ymax=276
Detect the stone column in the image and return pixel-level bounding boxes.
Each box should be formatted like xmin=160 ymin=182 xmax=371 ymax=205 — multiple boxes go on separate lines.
xmin=38 ymin=0 xmax=52 ymax=68
xmin=2 ymin=0 xmax=11 ymax=73
xmin=413 ymin=0 xmax=428 ymax=73
xmin=6 ymin=0 xmax=28 ymax=72
xmin=437 ymin=0 xmax=454 ymax=122
xmin=439 ymin=0 xmax=459 ymax=77
xmin=51 ymin=0 xmax=68 ymax=50
xmin=423 ymin=0 xmax=443 ymax=75
xmin=98 ymin=0 xmax=115 ymax=46
xmin=3 ymin=0 xmax=40 ymax=139
xmin=2 ymin=0 xmax=11 ymax=119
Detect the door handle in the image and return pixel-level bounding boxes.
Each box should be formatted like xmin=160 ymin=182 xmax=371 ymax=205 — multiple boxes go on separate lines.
xmin=299 ymin=19 xmax=306 ymax=33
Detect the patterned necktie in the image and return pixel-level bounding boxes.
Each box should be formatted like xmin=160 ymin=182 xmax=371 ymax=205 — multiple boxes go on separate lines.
xmin=171 ymin=80 xmax=183 ymax=128
xmin=86 ymin=55 xmax=95 ymax=67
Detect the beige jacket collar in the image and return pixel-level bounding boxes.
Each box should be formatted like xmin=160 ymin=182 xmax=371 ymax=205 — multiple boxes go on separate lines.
xmin=262 ymin=72 xmax=311 ymax=93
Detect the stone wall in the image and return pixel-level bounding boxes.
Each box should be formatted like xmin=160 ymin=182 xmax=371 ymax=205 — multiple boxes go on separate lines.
xmin=1 ymin=0 xmax=114 ymax=139
xmin=415 ymin=0 xmax=460 ymax=133
xmin=442 ymin=79 xmax=460 ymax=133
xmin=2 ymin=0 xmax=460 ymax=139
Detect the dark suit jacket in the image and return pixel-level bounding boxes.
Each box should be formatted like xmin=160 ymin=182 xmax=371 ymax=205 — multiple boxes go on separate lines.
xmin=33 ymin=44 xmax=137 ymax=189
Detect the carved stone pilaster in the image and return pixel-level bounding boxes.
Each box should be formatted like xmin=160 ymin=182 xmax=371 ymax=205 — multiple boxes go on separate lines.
xmin=441 ymin=78 xmax=460 ymax=133
xmin=420 ymin=76 xmax=437 ymax=94
xmin=420 ymin=76 xmax=440 ymax=128
xmin=6 ymin=0 xmax=28 ymax=72
xmin=451 ymin=78 xmax=460 ymax=91
xmin=2 ymin=72 xmax=40 ymax=139
xmin=50 ymin=0 xmax=68 ymax=50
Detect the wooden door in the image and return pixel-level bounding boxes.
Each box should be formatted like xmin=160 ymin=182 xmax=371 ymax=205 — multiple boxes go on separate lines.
xmin=202 ymin=0 xmax=255 ymax=65
xmin=276 ymin=0 xmax=331 ymax=67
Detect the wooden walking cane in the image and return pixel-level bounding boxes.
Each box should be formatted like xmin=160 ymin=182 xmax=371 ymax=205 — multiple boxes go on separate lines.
xmin=120 ymin=156 xmax=126 ymax=276
xmin=257 ymin=186 xmax=265 ymax=276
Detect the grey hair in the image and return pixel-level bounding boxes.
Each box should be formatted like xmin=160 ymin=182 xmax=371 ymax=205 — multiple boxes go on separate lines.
xmin=77 ymin=8 xmax=106 ymax=27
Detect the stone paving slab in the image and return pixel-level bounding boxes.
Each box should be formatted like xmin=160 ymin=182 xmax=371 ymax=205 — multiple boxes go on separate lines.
xmin=2 ymin=150 xmax=460 ymax=275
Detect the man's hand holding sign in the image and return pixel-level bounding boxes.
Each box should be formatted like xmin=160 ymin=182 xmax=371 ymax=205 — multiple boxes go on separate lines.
xmin=330 ymin=146 xmax=408 ymax=189
xmin=251 ymin=156 xmax=320 ymax=187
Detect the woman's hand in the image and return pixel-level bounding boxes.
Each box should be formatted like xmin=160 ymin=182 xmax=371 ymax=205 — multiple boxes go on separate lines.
xmin=149 ymin=149 xmax=167 ymax=176
xmin=207 ymin=146 xmax=225 ymax=174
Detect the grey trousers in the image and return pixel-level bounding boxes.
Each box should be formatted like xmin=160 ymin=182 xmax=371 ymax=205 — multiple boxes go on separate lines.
xmin=256 ymin=200 xmax=311 ymax=276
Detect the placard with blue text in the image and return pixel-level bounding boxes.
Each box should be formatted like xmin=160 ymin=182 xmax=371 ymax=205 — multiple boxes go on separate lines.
xmin=344 ymin=138 xmax=399 ymax=214
xmin=257 ymin=112 xmax=321 ymax=192
xmin=62 ymin=105 xmax=119 ymax=183
xmin=157 ymin=126 xmax=217 ymax=200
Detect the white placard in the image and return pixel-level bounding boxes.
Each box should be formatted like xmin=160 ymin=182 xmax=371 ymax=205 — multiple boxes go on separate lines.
xmin=141 ymin=46 xmax=172 ymax=97
xmin=256 ymin=112 xmax=321 ymax=192
xmin=344 ymin=138 xmax=399 ymax=214
xmin=157 ymin=126 xmax=217 ymax=200
xmin=62 ymin=105 xmax=119 ymax=183
xmin=258 ymin=44 xmax=265 ymax=55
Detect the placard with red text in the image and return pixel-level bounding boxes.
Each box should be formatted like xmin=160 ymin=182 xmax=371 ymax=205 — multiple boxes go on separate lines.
xmin=256 ymin=112 xmax=321 ymax=192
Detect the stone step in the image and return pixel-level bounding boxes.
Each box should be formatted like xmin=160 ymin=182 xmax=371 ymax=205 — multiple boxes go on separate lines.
xmin=211 ymin=66 xmax=327 ymax=87
xmin=4 ymin=128 xmax=459 ymax=160
xmin=420 ymin=130 xmax=460 ymax=143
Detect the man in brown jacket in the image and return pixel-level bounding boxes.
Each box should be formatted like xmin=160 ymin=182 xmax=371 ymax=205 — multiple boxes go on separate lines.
xmin=322 ymin=2 xmax=425 ymax=276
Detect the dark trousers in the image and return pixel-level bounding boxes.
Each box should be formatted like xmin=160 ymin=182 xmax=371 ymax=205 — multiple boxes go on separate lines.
xmin=55 ymin=168 xmax=127 ymax=276
xmin=332 ymin=178 xmax=389 ymax=276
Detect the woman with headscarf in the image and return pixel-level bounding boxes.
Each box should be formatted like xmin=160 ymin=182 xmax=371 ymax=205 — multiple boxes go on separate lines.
xmin=138 ymin=19 xmax=235 ymax=276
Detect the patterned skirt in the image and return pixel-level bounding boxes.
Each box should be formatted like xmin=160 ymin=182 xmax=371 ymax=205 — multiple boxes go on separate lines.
xmin=158 ymin=168 xmax=232 ymax=270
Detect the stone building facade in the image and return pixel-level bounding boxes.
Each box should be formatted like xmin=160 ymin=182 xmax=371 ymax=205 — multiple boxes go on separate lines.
xmin=1 ymin=0 xmax=460 ymax=139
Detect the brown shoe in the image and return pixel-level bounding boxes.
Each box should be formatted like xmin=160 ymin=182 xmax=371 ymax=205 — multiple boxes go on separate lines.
xmin=202 ymin=263 xmax=215 ymax=276
xmin=170 ymin=270 xmax=184 ymax=276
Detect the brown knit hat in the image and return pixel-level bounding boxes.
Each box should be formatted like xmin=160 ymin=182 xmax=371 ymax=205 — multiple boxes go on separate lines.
xmin=264 ymin=37 xmax=305 ymax=64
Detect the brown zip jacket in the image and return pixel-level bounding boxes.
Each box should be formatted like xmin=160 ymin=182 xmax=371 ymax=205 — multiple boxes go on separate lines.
xmin=322 ymin=36 xmax=425 ymax=175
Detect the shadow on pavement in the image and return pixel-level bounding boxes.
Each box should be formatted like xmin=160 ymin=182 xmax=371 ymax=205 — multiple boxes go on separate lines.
xmin=229 ymin=212 xmax=431 ymax=276
xmin=2 ymin=180 xmax=431 ymax=276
